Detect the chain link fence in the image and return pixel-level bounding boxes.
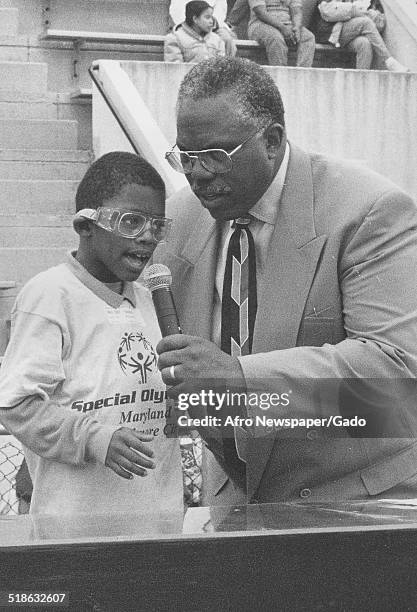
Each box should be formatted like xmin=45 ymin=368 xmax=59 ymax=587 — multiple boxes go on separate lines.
xmin=0 ymin=428 xmax=24 ymax=515
xmin=0 ymin=429 xmax=202 ymax=514
xmin=181 ymin=435 xmax=203 ymax=507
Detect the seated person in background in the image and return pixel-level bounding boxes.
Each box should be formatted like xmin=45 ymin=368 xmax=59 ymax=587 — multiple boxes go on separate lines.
xmin=165 ymin=1 xmax=226 ymax=62
xmin=227 ymin=0 xmax=251 ymax=34
xmin=248 ymin=0 xmax=315 ymax=66
xmin=0 ymin=151 xmax=183 ymax=515
xmin=169 ymin=0 xmax=236 ymax=56
xmin=315 ymin=0 xmax=409 ymax=71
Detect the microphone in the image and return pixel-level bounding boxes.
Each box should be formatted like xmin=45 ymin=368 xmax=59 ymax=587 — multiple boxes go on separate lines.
xmin=143 ymin=264 xmax=182 ymax=337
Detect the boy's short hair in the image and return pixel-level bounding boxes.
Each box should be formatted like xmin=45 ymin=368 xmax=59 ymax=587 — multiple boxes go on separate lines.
xmin=76 ymin=151 xmax=166 ymax=212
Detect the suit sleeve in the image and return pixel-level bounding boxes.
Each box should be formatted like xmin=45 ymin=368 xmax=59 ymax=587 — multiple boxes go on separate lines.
xmin=238 ymin=189 xmax=417 ymax=421
xmin=0 ymin=309 xmax=116 ymax=466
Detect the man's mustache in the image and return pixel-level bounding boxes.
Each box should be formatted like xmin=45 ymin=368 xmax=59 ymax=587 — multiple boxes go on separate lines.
xmin=193 ymin=186 xmax=232 ymax=196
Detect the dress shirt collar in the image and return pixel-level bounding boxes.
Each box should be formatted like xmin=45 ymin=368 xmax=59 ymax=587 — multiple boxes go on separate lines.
xmin=248 ymin=142 xmax=290 ymax=225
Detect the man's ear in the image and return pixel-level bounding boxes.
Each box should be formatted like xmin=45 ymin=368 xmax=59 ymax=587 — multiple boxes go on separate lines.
xmin=73 ymin=216 xmax=93 ymax=237
xmin=264 ymin=123 xmax=285 ymax=159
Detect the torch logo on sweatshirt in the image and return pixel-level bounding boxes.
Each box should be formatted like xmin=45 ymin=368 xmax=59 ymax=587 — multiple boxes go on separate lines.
xmin=117 ymin=332 xmax=158 ymax=384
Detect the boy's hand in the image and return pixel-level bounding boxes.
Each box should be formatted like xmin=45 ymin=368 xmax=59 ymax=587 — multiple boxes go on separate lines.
xmin=105 ymin=428 xmax=155 ymax=479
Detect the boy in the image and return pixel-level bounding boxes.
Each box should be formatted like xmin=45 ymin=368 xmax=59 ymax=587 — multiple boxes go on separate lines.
xmin=0 ymin=151 xmax=183 ymax=515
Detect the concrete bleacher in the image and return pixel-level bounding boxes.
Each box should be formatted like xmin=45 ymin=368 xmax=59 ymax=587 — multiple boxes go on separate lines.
xmin=42 ymin=28 xmax=355 ymax=73
xmin=41 ymin=0 xmax=356 ymax=78
xmin=0 ymin=0 xmax=414 ymax=92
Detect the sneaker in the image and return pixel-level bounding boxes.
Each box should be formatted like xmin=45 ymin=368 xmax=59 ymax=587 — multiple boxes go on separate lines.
xmin=385 ymin=57 xmax=410 ymax=72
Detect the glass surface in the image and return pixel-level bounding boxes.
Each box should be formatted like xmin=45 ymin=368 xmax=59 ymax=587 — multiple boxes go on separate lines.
xmin=2 ymin=500 xmax=417 ymax=548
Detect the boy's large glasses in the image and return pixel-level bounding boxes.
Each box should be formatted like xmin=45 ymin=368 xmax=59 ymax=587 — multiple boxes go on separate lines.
xmin=75 ymin=207 xmax=172 ymax=242
xmin=165 ymin=126 xmax=271 ymax=175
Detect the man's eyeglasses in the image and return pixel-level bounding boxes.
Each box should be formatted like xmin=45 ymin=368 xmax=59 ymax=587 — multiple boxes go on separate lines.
xmin=75 ymin=207 xmax=172 ymax=243
xmin=165 ymin=125 xmax=273 ymax=175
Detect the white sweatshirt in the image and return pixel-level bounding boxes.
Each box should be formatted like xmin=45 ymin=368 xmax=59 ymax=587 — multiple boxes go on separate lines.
xmin=0 ymin=253 xmax=183 ymax=515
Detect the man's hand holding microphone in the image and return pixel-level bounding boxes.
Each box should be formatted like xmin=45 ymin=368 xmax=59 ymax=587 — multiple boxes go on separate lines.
xmin=144 ymin=264 xmax=245 ymax=412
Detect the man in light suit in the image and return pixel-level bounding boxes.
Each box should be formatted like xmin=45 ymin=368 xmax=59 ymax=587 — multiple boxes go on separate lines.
xmin=156 ymin=56 xmax=417 ymax=506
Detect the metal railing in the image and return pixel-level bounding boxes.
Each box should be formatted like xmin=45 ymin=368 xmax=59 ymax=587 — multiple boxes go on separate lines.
xmin=89 ymin=60 xmax=187 ymax=198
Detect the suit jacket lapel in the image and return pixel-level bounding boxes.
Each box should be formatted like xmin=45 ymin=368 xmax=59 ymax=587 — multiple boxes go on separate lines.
xmin=247 ymin=145 xmax=327 ymax=501
xmin=253 ymin=144 xmax=327 ymax=352
xmin=172 ymin=207 xmax=218 ymax=340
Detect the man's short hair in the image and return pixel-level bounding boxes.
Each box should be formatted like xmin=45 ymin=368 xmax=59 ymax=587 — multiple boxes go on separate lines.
xmin=75 ymin=151 xmax=165 ymax=212
xmin=177 ymin=57 xmax=285 ymax=129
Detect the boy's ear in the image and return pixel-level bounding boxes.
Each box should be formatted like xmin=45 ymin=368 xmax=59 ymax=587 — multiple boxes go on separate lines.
xmin=73 ymin=209 xmax=97 ymax=236
xmin=73 ymin=216 xmax=93 ymax=236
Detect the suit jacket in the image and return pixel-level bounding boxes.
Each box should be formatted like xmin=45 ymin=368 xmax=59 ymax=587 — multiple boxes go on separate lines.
xmin=154 ymin=144 xmax=417 ymax=505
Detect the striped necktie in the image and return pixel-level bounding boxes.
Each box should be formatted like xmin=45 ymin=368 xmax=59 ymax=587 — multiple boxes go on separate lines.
xmin=220 ymin=217 xmax=257 ymax=482
xmin=221 ymin=217 xmax=257 ymax=356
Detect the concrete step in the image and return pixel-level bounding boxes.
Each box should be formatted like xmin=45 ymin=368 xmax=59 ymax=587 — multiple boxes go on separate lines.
xmin=0 ymin=8 xmax=18 ymax=38
xmin=0 ymin=92 xmax=92 ymax=150
xmin=0 ymin=2 xmax=46 ymax=37
xmin=0 ymin=247 xmax=71 ymax=287
xmin=0 ymin=61 xmax=48 ymax=98
xmin=0 ymin=91 xmax=76 ymax=120
xmin=0 ymin=36 xmax=30 ymax=63
xmin=0 ymin=216 xmax=75 ymax=286
xmin=0 ymin=100 xmax=59 ymax=120
xmin=0 ymin=179 xmax=77 ymax=214
xmin=0 ymin=216 xmax=76 ymax=322
xmin=45 ymin=0 xmax=169 ymax=36
xmin=0 ymin=149 xmax=91 ymax=179
xmin=0 ymin=215 xmax=75 ymax=249
xmin=0 ymin=118 xmax=78 ymax=149
xmin=0 ymin=214 xmax=74 ymax=225
xmin=0 ymin=36 xmax=50 ymax=62
xmin=0 ymin=45 xmax=29 ymax=62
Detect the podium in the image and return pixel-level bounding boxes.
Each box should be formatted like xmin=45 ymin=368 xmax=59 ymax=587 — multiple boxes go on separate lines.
xmin=1 ymin=500 xmax=417 ymax=610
